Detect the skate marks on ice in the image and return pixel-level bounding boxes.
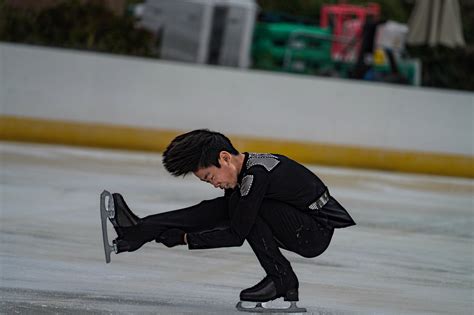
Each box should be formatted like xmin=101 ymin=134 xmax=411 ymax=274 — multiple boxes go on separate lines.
xmin=1 ymin=142 xmax=473 ymax=314
xmin=0 ymin=287 xmax=233 ymax=315
xmin=1 ymin=287 xmax=343 ymax=315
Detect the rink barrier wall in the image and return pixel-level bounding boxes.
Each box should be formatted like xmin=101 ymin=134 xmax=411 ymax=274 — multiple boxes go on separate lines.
xmin=1 ymin=115 xmax=472 ymax=178
xmin=2 ymin=43 xmax=473 ymax=158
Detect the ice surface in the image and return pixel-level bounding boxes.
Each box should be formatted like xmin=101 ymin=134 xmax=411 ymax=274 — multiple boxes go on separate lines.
xmin=1 ymin=142 xmax=473 ymax=314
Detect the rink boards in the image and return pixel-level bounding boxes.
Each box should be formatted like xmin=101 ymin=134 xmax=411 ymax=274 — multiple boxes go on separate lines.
xmin=1 ymin=43 xmax=473 ymax=178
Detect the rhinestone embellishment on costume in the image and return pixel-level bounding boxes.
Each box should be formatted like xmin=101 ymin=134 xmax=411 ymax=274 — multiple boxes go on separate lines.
xmin=246 ymin=153 xmax=280 ymax=171
xmin=309 ymin=190 xmax=330 ymax=210
xmin=240 ymin=175 xmax=254 ymax=196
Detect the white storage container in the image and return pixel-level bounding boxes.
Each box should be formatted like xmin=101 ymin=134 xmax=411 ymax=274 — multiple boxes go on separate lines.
xmin=140 ymin=0 xmax=257 ymax=68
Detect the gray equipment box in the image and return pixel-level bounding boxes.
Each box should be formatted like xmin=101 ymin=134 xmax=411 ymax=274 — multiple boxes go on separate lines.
xmin=140 ymin=0 xmax=257 ymax=68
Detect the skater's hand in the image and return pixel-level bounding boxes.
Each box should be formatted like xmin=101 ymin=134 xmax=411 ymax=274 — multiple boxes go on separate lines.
xmin=159 ymin=229 xmax=186 ymax=248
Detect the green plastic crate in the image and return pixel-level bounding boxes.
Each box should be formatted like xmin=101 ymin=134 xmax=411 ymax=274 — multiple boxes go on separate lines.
xmin=252 ymin=22 xmax=333 ymax=73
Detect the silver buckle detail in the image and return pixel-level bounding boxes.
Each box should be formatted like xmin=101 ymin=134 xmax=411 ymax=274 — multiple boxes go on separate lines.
xmin=308 ymin=190 xmax=329 ymax=210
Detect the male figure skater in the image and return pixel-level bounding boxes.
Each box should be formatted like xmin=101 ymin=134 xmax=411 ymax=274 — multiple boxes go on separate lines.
xmin=100 ymin=129 xmax=355 ymax=312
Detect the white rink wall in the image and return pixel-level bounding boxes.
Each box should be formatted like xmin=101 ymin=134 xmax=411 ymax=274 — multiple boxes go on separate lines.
xmin=1 ymin=42 xmax=473 ymax=156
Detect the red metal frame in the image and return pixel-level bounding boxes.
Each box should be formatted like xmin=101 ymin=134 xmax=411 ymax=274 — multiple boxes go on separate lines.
xmin=320 ymin=3 xmax=380 ymax=60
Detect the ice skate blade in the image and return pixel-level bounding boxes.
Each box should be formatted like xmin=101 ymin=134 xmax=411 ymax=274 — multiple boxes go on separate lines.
xmin=236 ymin=301 xmax=306 ymax=313
xmin=100 ymin=190 xmax=115 ymax=263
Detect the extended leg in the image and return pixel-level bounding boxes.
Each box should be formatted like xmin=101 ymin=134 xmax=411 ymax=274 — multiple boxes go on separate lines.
xmin=115 ymin=196 xmax=230 ymax=253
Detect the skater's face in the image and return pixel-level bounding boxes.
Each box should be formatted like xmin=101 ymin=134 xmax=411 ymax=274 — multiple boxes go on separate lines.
xmin=194 ymin=151 xmax=240 ymax=190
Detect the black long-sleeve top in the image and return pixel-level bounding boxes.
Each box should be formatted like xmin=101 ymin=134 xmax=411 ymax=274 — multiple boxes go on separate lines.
xmin=186 ymin=152 xmax=352 ymax=250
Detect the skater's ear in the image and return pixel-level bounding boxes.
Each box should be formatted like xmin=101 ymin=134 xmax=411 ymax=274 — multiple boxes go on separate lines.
xmin=218 ymin=151 xmax=232 ymax=165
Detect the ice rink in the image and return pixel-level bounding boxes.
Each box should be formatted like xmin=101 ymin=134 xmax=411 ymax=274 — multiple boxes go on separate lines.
xmin=1 ymin=141 xmax=472 ymax=314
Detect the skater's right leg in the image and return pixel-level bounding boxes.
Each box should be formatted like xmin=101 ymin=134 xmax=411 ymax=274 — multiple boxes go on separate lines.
xmin=116 ymin=196 xmax=230 ymax=252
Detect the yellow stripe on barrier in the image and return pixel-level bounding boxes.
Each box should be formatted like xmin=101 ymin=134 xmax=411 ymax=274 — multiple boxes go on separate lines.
xmin=1 ymin=115 xmax=472 ymax=178
xmin=0 ymin=115 xmax=177 ymax=152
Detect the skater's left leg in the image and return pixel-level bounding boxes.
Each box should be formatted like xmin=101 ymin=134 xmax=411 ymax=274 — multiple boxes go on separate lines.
xmin=258 ymin=199 xmax=334 ymax=259
xmin=243 ymin=215 xmax=299 ymax=302
xmin=241 ymin=199 xmax=334 ymax=303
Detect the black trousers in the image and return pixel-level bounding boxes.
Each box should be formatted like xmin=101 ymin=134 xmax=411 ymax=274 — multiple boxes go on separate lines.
xmin=120 ymin=197 xmax=334 ymax=291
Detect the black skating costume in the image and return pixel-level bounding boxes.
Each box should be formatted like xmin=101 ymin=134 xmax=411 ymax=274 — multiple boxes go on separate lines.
xmin=104 ymin=153 xmax=355 ymax=309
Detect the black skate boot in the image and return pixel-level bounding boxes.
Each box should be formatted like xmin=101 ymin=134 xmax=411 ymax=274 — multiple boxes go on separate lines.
xmin=236 ymin=274 xmax=306 ymax=313
xmin=108 ymin=193 xmax=140 ymax=237
xmin=240 ymin=276 xmax=277 ymax=302
xmin=99 ymin=190 xmax=140 ymax=263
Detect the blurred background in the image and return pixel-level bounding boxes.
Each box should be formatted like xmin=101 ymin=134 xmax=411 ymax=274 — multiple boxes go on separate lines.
xmin=1 ymin=0 xmax=473 ymax=90
xmin=0 ymin=1 xmax=473 ymax=314
xmin=1 ymin=0 xmax=473 ymax=177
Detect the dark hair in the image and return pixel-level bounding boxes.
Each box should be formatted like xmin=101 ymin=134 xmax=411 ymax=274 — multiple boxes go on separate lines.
xmin=162 ymin=129 xmax=239 ymax=176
